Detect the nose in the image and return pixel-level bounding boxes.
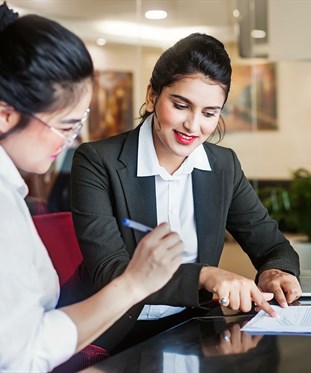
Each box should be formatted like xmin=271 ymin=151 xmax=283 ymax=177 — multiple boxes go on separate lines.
xmin=183 ymin=112 xmax=201 ymax=133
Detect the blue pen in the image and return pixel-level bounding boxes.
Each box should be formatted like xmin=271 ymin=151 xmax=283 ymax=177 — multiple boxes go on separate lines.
xmin=122 ymin=218 xmax=152 ymax=233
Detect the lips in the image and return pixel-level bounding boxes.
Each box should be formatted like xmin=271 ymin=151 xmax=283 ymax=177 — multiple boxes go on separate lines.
xmin=50 ymin=148 xmax=62 ymax=160
xmin=173 ymin=130 xmax=198 ymax=145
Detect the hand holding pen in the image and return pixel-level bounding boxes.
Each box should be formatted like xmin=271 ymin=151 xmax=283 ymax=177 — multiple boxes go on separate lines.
xmin=122 ymin=218 xmax=184 ymax=296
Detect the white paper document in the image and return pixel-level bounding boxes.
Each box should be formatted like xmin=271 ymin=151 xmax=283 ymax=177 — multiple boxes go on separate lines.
xmin=241 ymin=305 xmax=311 ymax=334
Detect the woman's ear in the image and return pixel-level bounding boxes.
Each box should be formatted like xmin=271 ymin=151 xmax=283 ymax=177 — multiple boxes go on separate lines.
xmin=0 ymin=102 xmax=20 ymax=134
xmin=145 ymin=85 xmax=156 ymax=112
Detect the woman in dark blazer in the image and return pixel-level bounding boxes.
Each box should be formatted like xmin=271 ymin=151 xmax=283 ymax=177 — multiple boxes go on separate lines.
xmin=70 ymin=33 xmax=301 ymax=352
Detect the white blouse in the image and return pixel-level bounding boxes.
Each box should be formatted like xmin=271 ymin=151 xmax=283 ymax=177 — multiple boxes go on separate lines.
xmin=137 ymin=115 xmax=211 ymax=320
xmin=0 ymin=146 xmax=77 ymax=372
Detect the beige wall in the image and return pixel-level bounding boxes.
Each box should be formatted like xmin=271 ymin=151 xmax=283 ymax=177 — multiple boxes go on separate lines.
xmin=87 ymin=42 xmax=311 ymax=180
xmin=222 ymin=61 xmax=311 ymax=179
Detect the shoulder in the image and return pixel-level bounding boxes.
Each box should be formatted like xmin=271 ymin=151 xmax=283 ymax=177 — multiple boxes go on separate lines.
xmin=73 ymin=126 xmax=140 ymax=168
xmin=77 ymin=126 xmax=139 ymax=156
xmin=82 ymin=129 xmax=134 ymax=151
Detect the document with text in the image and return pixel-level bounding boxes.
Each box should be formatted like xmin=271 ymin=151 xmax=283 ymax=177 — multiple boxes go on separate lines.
xmin=241 ymin=305 xmax=311 ymax=334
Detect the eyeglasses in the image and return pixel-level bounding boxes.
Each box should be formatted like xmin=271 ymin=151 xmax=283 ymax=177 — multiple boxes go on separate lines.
xmin=28 ymin=108 xmax=90 ymax=147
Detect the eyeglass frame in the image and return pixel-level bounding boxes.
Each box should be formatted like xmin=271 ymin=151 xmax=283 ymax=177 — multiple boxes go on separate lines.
xmin=24 ymin=108 xmax=90 ymax=147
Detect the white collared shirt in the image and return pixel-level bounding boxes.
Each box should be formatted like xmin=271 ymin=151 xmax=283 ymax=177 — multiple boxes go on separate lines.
xmin=137 ymin=115 xmax=211 ymax=320
xmin=0 ymin=146 xmax=77 ymax=372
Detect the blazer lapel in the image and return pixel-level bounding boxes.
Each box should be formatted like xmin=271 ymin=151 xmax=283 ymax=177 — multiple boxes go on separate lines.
xmin=117 ymin=126 xmax=157 ymax=243
xmin=193 ymin=168 xmax=225 ymax=265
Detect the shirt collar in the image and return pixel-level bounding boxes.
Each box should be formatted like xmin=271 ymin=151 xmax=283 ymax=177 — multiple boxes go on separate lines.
xmin=137 ymin=114 xmax=211 ymax=178
xmin=0 ymin=145 xmax=28 ymax=198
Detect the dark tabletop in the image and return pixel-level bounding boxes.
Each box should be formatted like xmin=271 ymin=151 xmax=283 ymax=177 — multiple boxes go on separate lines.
xmin=80 ymin=306 xmax=311 ymax=373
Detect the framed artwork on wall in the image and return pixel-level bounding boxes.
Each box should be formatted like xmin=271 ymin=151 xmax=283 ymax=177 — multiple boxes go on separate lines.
xmin=88 ymin=70 xmax=133 ymax=141
xmin=222 ymin=63 xmax=277 ymax=132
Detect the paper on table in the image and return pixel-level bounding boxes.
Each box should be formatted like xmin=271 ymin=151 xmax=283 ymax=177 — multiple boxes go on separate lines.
xmin=241 ymin=305 xmax=311 ymax=334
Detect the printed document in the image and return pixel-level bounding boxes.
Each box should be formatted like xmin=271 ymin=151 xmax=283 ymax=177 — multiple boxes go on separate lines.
xmin=241 ymin=305 xmax=311 ymax=334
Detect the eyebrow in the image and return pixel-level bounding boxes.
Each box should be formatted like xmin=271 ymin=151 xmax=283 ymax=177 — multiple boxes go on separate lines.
xmin=170 ymin=94 xmax=222 ymax=110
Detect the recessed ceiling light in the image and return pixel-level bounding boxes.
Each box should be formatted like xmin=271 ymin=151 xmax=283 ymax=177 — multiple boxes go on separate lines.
xmin=96 ymin=37 xmax=107 ymax=46
xmin=145 ymin=10 xmax=167 ymax=20
xmin=251 ymin=29 xmax=266 ymax=39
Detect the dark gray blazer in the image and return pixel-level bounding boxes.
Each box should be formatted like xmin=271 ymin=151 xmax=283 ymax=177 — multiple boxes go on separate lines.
xmin=70 ymin=124 xmax=299 ymax=308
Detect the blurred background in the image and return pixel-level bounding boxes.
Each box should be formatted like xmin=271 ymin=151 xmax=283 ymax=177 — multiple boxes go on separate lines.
xmin=7 ymin=0 xmax=311 ymax=269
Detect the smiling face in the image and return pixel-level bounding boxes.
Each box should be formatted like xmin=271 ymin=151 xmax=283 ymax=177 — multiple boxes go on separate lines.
xmin=146 ymin=74 xmax=226 ymax=174
xmin=0 ymin=80 xmax=93 ymax=174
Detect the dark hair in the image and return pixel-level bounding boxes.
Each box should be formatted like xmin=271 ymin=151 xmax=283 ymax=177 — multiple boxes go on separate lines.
xmin=0 ymin=2 xmax=94 ymax=137
xmin=139 ymin=33 xmax=232 ymax=142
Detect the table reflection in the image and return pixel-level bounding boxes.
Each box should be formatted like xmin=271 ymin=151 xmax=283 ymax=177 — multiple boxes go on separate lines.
xmin=160 ymin=317 xmax=278 ymax=373
xmin=84 ymin=316 xmax=280 ymax=373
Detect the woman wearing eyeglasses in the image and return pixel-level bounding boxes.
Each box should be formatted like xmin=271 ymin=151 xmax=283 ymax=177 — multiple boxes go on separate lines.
xmin=0 ymin=3 xmax=183 ymax=372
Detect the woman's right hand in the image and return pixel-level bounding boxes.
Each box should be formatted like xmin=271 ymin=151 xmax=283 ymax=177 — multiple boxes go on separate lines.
xmin=123 ymin=222 xmax=184 ymax=300
xmin=61 ymin=223 xmax=183 ymax=352
xmin=199 ymin=266 xmax=277 ymax=317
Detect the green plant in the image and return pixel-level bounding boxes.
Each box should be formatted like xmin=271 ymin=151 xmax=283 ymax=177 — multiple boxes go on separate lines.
xmin=258 ymin=186 xmax=297 ymax=233
xmin=289 ymin=168 xmax=311 ymax=241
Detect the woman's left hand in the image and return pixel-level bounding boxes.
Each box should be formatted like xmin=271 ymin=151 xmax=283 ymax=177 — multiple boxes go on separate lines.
xmin=257 ymin=269 xmax=302 ymax=307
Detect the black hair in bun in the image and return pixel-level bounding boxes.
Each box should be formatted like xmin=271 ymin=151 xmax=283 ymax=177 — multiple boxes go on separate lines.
xmin=0 ymin=1 xmax=18 ymax=31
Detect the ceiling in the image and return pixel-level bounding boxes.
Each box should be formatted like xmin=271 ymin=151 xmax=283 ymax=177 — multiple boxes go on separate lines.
xmin=7 ymin=0 xmax=238 ymax=47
